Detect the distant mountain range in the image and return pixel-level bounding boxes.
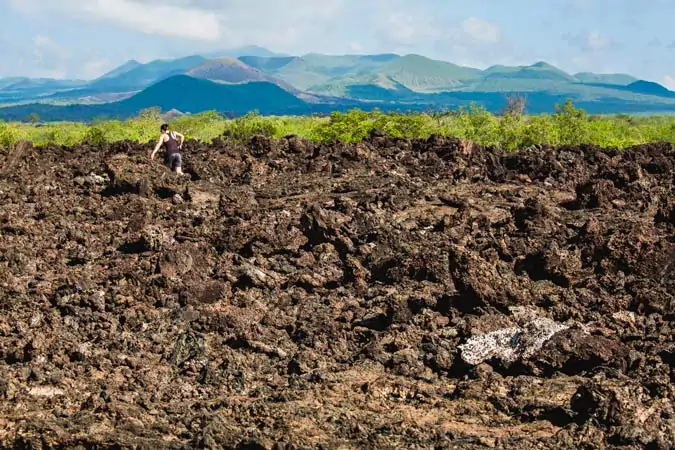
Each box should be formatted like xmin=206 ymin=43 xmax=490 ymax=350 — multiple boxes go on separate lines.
xmin=1 ymin=45 xmax=675 ymax=121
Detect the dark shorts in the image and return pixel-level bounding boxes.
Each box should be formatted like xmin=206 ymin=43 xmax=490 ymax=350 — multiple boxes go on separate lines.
xmin=164 ymin=153 xmax=182 ymax=169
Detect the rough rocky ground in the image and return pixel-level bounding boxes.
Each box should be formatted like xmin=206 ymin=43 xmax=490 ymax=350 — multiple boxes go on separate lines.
xmin=0 ymin=134 xmax=674 ymax=449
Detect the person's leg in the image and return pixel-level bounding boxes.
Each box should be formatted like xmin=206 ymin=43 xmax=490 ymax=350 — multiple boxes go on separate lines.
xmin=173 ymin=154 xmax=184 ymax=175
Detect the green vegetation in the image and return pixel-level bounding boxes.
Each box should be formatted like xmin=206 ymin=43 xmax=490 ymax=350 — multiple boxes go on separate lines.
xmin=2 ymin=101 xmax=675 ymax=152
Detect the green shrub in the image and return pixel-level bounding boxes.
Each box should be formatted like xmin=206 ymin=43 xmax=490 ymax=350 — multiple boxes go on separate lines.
xmin=0 ymin=122 xmax=21 ymax=150
xmin=171 ymin=111 xmax=223 ymax=141
xmin=222 ymin=111 xmax=278 ymax=141
xmin=83 ymin=125 xmax=107 ymax=146
xmin=380 ymin=110 xmax=430 ymax=138
xmin=315 ymin=108 xmax=431 ymax=141
xmin=553 ymin=99 xmax=590 ymax=145
xmin=4 ymin=101 xmax=675 ymax=150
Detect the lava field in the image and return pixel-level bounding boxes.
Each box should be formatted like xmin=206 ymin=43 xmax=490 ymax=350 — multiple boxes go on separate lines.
xmin=1 ymin=134 xmax=675 ymax=449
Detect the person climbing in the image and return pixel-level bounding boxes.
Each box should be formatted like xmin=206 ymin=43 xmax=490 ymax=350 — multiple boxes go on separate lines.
xmin=150 ymin=123 xmax=185 ymax=174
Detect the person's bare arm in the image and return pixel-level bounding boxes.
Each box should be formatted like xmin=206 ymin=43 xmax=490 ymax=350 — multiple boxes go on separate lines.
xmin=150 ymin=135 xmax=164 ymax=159
xmin=174 ymin=132 xmax=184 ymax=148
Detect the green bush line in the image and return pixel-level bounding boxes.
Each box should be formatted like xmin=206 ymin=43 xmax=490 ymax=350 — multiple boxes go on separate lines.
xmin=2 ymin=100 xmax=675 ymax=152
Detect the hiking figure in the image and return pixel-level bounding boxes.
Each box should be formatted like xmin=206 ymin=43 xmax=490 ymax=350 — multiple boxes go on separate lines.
xmin=150 ymin=123 xmax=185 ymax=175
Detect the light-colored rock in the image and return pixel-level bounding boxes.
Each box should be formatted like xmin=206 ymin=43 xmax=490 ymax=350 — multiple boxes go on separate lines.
xmin=458 ymin=317 xmax=570 ymax=365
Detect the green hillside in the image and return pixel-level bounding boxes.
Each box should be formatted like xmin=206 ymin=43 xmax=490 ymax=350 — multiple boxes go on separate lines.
xmin=482 ymin=65 xmax=520 ymax=76
xmin=0 ymin=75 xmax=313 ymax=121
xmin=573 ymin=72 xmax=637 ymax=85
xmin=0 ymin=77 xmax=87 ymax=100
xmin=623 ymin=80 xmax=675 ymax=97
xmin=252 ymin=53 xmax=402 ymax=91
xmin=484 ymin=62 xmax=575 ymax=81
xmin=200 ymin=45 xmax=289 ymax=59
xmin=96 ymin=60 xmax=143 ymax=80
xmin=300 ymin=58 xmax=673 ymax=105
xmin=379 ymin=54 xmax=481 ymax=88
xmin=0 ymin=77 xmax=90 ymax=104
xmin=1 ymin=78 xmax=87 ymax=91
xmin=238 ymin=56 xmax=297 ymax=72
xmin=252 ymin=53 xmax=483 ymax=96
xmin=187 ymin=57 xmax=300 ymax=94
xmin=0 ymin=77 xmax=27 ymax=90
xmin=291 ymin=53 xmax=400 ymax=76
xmin=2 ymin=48 xmax=675 ymax=118
xmin=120 ymin=75 xmax=309 ymax=114
xmin=303 ymin=58 xmax=580 ymax=97
xmin=26 ymin=55 xmax=209 ymax=102
xmin=310 ymin=73 xmax=404 ymax=97
xmin=3 ymin=80 xmax=675 ymax=122
xmin=89 ymin=55 xmax=207 ymax=91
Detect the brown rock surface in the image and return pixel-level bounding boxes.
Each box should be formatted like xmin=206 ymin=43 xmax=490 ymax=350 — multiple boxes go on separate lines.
xmin=0 ymin=136 xmax=674 ymax=448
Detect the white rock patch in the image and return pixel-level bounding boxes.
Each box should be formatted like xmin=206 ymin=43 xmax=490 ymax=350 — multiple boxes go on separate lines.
xmin=458 ymin=317 xmax=570 ymax=365
xmin=29 ymin=386 xmax=65 ymax=397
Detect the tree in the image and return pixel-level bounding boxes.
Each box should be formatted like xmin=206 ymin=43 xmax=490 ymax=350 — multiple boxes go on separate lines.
xmin=553 ymin=99 xmax=589 ymax=145
xmin=138 ymin=107 xmax=162 ymax=121
xmin=501 ymin=95 xmax=527 ymax=117
xmin=27 ymin=113 xmax=40 ymax=124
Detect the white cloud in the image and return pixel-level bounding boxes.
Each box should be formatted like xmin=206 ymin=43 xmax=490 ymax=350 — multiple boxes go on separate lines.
xmin=563 ymin=30 xmax=616 ymax=54
xmin=85 ymin=0 xmax=220 ymax=40
xmin=663 ymin=75 xmax=675 ymax=91
xmin=379 ymin=12 xmax=441 ymax=47
xmin=8 ymin=0 xmax=662 ymax=82
xmin=461 ymin=17 xmax=500 ymax=44
xmin=3 ymin=0 xmax=357 ymax=76
xmin=7 ymin=1 xmax=507 ymax=63
xmin=32 ymin=35 xmax=56 ymax=61
xmin=349 ymin=42 xmax=363 ymax=52
xmin=10 ymin=0 xmax=221 ymax=40
xmin=0 ymin=33 xmax=116 ymax=79
xmin=584 ymin=31 xmax=611 ymax=52
xmin=82 ymin=59 xmax=114 ymax=79
xmin=369 ymin=7 xmax=506 ymax=68
xmin=31 ymin=35 xmax=70 ymax=78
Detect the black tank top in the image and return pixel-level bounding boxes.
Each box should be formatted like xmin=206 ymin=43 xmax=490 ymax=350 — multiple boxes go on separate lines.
xmin=163 ymin=132 xmax=180 ymax=155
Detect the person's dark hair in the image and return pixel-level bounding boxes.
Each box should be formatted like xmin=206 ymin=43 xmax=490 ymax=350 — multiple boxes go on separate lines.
xmin=160 ymin=123 xmax=169 ymax=132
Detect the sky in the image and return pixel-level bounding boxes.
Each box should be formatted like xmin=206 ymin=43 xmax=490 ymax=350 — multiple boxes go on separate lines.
xmin=1 ymin=0 xmax=674 ymax=89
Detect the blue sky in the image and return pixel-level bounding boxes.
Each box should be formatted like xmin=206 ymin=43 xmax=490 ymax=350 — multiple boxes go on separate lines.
xmin=1 ymin=0 xmax=674 ymax=88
